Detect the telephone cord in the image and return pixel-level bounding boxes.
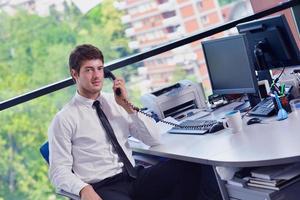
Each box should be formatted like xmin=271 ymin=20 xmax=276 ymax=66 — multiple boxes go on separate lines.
xmin=121 ymin=98 xmax=214 ymax=130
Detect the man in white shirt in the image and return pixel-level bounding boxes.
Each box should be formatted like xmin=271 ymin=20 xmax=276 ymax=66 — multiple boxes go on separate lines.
xmin=48 ymin=44 xmax=221 ymax=200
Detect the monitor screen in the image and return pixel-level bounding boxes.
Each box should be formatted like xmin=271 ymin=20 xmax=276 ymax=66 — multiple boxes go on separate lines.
xmin=237 ymin=14 xmax=300 ymax=70
xmin=202 ymin=34 xmax=258 ymax=95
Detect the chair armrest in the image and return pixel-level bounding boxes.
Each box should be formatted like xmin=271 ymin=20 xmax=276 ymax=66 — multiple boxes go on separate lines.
xmin=56 ymin=188 xmax=80 ymax=200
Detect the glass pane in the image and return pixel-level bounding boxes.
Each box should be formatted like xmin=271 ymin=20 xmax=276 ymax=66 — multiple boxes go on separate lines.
xmin=0 ymin=0 xmax=132 ymax=101
xmin=0 ymin=0 xmax=262 ymax=199
xmin=0 ymin=87 xmax=75 ymax=199
xmin=118 ymin=0 xmax=254 ymax=97
xmin=250 ymin=0 xmax=300 ymax=49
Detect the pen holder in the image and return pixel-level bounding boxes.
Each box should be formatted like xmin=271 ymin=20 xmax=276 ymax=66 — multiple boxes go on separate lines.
xmin=272 ymin=95 xmax=291 ymax=113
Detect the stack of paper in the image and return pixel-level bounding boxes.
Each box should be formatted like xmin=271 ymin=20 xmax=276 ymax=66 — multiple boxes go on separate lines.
xmin=247 ymin=162 xmax=300 ymax=190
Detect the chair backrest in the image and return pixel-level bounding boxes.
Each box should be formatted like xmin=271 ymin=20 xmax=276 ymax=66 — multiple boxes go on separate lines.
xmin=39 ymin=141 xmax=162 ymax=200
xmin=40 ymin=141 xmax=49 ymax=164
xmin=39 ymin=141 xmax=80 ymax=200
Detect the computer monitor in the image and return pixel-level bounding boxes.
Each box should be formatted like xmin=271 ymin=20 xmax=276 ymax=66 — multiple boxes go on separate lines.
xmin=237 ymin=14 xmax=300 ymax=83
xmin=202 ymin=34 xmax=258 ymax=96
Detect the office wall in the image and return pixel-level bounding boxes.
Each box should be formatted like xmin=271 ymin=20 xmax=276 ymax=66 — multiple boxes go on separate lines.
xmin=249 ymin=0 xmax=300 ymax=48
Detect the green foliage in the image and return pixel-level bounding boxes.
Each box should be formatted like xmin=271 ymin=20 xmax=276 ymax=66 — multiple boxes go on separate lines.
xmin=218 ymin=0 xmax=239 ymax=6
xmin=170 ymin=65 xmax=197 ymax=83
xmin=0 ymin=0 xmax=131 ymax=199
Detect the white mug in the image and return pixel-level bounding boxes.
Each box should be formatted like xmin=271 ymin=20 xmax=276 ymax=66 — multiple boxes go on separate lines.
xmin=223 ymin=110 xmax=243 ymax=133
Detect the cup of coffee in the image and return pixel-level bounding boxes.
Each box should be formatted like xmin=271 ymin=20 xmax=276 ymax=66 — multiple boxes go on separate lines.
xmin=223 ymin=110 xmax=243 ymax=133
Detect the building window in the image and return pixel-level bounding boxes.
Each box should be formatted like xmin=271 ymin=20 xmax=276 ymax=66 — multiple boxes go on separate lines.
xmin=133 ymin=21 xmax=142 ymax=29
xmin=162 ymin=11 xmax=176 ymax=19
xmin=197 ymin=1 xmax=203 ymax=10
xmin=157 ymin=0 xmax=168 ymax=4
xmin=166 ymin=25 xmax=178 ymax=33
xmin=200 ymin=15 xmax=208 ymax=24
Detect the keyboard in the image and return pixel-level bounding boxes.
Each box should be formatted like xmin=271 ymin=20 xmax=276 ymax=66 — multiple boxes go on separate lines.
xmin=168 ymin=119 xmax=224 ymax=135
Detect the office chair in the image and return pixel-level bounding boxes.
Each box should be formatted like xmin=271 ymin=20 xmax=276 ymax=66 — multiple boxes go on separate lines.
xmin=40 ymin=141 xmax=162 ymax=200
xmin=40 ymin=142 xmax=80 ymax=200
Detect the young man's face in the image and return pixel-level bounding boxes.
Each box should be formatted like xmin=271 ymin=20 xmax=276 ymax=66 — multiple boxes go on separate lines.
xmin=71 ymin=59 xmax=104 ymax=99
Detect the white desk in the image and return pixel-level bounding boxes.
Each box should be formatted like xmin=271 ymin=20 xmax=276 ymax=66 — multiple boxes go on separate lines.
xmin=130 ymin=111 xmax=300 ymax=200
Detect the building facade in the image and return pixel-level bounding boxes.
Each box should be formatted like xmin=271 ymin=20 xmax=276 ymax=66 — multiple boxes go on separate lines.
xmin=117 ymin=0 xmax=252 ymax=93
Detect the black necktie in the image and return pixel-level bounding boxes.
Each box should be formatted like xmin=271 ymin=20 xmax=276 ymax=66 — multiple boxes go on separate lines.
xmin=93 ymin=100 xmax=137 ymax=178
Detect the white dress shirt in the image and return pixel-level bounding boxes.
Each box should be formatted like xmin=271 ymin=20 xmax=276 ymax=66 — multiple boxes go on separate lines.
xmin=48 ymin=92 xmax=160 ymax=195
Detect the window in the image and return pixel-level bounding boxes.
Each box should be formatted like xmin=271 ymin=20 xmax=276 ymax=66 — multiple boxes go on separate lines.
xmin=157 ymin=0 xmax=168 ymax=4
xmin=200 ymin=15 xmax=209 ymax=24
xmin=162 ymin=11 xmax=176 ymax=19
xmin=197 ymin=1 xmax=203 ymax=9
xmin=166 ymin=25 xmax=179 ymax=33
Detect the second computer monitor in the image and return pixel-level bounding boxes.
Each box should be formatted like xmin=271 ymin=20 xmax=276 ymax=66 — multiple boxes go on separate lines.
xmin=202 ymin=34 xmax=258 ymax=95
xmin=237 ymin=14 xmax=300 ymax=70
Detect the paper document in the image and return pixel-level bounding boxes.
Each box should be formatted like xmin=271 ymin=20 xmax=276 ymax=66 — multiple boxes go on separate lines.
xmin=251 ymin=162 xmax=300 ymax=180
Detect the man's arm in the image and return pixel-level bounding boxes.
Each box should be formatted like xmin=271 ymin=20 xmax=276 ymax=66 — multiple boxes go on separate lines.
xmin=113 ymin=77 xmax=161 ymax=146
xmin=127 ymin=112 xmax=161 ymax=146
xmin=48 ymin=114 xmax=90 ymax=196
xmin=80 ymin=185 xmax=102 ymax=200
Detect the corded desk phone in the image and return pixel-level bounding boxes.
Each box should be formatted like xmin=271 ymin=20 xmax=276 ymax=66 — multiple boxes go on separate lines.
xmin=104 ymin=69 xmax=224 ymax=134
xmin=248 ymin=96 xmax=276 ymax=117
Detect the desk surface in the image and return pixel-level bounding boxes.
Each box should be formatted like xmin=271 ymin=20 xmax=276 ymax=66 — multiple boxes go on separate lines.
xmin=130 ymin=110 xmax=300 ymax=168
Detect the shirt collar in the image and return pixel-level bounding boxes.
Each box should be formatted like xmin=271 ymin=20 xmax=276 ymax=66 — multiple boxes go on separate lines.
xmin=74 ymin=91 xmax=103 ymax=108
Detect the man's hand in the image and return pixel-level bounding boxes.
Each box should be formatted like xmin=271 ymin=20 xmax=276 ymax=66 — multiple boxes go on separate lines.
xmin=113 ymin=77 xmax=135 ymax=114
xmin=80 ymin=185 xmax=102 ymax=200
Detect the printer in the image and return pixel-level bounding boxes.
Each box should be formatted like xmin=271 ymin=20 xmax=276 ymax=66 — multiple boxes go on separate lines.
xmin=141 ymin=80 xmax=207 ymax=120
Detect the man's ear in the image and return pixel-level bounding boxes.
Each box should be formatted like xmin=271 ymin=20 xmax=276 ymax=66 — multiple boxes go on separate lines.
xmin=71 ymin=69 xmax=78 ymax=83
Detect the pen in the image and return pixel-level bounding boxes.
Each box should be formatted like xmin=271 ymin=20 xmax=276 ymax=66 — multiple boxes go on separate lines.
xmin=281 ymin=83 xmax=285 ymax=96
xmin=271 ymin=81 xmax=281 ymax=95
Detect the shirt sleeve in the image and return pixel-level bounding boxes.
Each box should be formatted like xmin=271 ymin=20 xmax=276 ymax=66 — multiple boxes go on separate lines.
xmin=48 ymin=113 xmax=88 ymax=196
xmin=127 ymin=111 xmax=161 ymax=146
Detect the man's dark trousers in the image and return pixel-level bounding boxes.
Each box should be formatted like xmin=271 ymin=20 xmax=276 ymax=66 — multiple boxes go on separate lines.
xmin=91 ymin=159 xmax=222 ymax=200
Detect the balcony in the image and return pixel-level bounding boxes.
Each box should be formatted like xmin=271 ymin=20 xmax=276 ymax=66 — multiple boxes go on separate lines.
xmin=125 ymin=27 xmax=135 ymax=37
xmin=128 ymin=40 xmax=139 ymax=49
xmin=113 ymin=1 xmax=126 ymax=10
xmin=167 ymin=29 xmax=183 ymax=40
xmin=121 ymin=14 xmax=131 ymax=24
xmin=158 ymin=1 xmax=175 ymax=12
xmin=162 ymin=15 xmax=180 ymax=26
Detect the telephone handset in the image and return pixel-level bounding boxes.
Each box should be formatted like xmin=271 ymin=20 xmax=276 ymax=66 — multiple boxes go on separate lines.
xmin=104 ymin=69 xmax=122 ymax=96
xmin=103 ymin=68 xmax=224 ymax=134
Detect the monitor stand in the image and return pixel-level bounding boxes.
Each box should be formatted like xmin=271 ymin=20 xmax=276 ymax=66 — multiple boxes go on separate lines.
xmin=233 ymin=93 xmax=261 ymax=112
xmin=233 ymin=101 xmax=251 ymax=113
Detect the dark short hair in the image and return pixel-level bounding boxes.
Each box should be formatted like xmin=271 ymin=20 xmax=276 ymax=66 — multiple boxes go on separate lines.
xmin=69 ymin=44 xmax=104 ymax=73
